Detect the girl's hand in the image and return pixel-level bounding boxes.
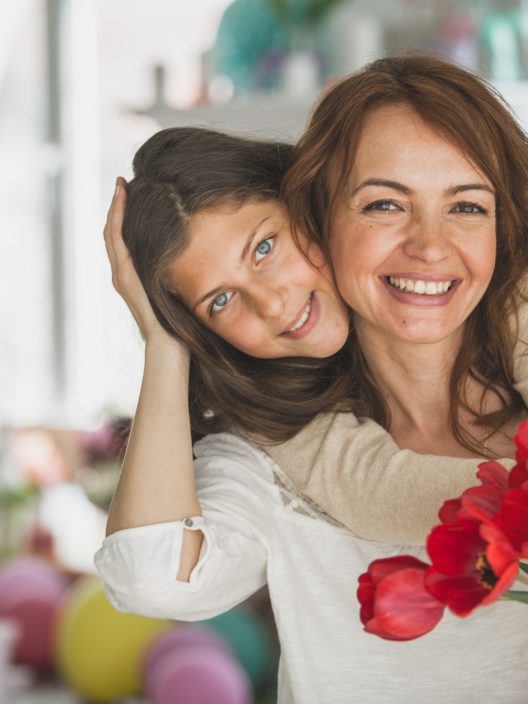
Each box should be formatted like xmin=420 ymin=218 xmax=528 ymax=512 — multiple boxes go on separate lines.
xmin=104 ymin=178 xmax=181 ymax=351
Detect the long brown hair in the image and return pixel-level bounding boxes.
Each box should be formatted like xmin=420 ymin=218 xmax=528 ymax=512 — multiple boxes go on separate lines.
xmin=123 ymin=127 xmax=354 ymax=442
xmin=283 ymin=54 xmax=528 ymax=455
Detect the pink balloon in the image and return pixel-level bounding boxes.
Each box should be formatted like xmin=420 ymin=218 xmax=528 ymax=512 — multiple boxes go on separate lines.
xmin=142 ymin=625 xmax=230 ymax=686
xmin=148 ymin=646 xmax=252 ymax=704
xmin=0 ymin=557 xmax=68 ymax=668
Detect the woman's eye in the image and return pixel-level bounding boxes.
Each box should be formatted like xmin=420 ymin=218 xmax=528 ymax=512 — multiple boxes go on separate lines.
xmin=254 ymin=236 xmax=275 ymax=262
xmin=363 ymin=199 xmax=401 ymax=213
xmin=452 ymin=202 xmax=486 ymax=215
xmin=210 ymin=291 xmax=233 ymax=314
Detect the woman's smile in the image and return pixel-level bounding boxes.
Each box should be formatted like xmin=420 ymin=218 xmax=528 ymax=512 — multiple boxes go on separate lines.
xmin=382 ymin=275 xmax=461 ymax=306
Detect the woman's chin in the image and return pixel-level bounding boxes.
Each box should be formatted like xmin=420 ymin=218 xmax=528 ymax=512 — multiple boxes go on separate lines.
xmin=385 ymin=320 xmax=463 ymax=346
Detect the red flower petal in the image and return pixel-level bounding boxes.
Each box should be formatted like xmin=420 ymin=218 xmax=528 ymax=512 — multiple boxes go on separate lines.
xmin=425 ymin=569 xmax=490 ymax=616
xmin=460 ymin=484 xmax=504 ymax=522
xmin=427 ymin=520 xmax=485 ymax=576
xmin=368 ymin=555 xmax=429 ymax=585
xmin=438 ymin=498 xmax=463 ymax=525
xmin=475 ymin=460 xmax=510 ymax=492
xmin=373 ymin=568 xmax=444 ymax=640
xmin=509 ymin=461 xmax=528 ymax=490
xmin=514 ymin=420 xmax=528 ymax=463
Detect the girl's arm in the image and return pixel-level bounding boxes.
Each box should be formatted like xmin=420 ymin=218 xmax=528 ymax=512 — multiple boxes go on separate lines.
xmin=263 ymin=302 xmax=527 ymax=546
xmin=103 ymin=180 xmax=202 ymax=581
xmin=263 ymin=415 xmax=487 ymax=545
xmin=95 ymin=434 xmax=269 ymax=621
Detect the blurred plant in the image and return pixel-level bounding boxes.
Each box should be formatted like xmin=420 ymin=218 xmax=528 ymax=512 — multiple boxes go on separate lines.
xmin=76 ymin=416 xmax=131 ymax=511
xmin=79 ymin=416 xmax=130 ymax=464
xmin=266 ymin=0 xmax=347 ymax=31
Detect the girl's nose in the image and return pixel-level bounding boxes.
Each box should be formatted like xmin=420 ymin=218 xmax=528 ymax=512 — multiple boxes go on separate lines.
xmin=251 ymin=285 xmax=286 ymax=319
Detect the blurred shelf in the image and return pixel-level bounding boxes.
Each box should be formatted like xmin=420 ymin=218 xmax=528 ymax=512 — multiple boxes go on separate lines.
xmin=134 ymin=94 xmax=317 ymax=142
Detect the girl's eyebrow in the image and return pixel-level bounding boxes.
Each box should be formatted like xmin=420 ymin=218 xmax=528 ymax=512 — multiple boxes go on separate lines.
xmin=350 ymin=178 xmax=495 ymax=197
xmin=192 ymin=215 xmax=272 ymax=312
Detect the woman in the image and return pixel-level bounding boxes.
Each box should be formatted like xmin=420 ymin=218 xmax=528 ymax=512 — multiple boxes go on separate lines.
xmin=265 ymin=54 xmax=528 ymax=540
xmin=96 ymin=56 xmax=528 ymax=702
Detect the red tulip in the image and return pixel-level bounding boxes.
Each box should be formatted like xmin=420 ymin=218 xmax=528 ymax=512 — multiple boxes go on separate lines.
xmin=425 ymin=518 xmax=519 ymax=616
xmin=515 ymin=420 xmax=528 ymax=462
xmin=438 ymin=460 xmax=511 ymax=526
xmin=357 ymin=556 xmax=444 ymax=640
xmin=510 ymin=420 xmax=528 ymax=488
xmin=479 ymin=489 xmax=528 ymax=575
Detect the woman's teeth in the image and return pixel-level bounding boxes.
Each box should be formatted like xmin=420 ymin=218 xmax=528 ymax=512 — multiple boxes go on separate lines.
xmin=287 ymin=297 xmax=312 ymax=332
xmin=388 ymin=277 xmax=452 ymax=295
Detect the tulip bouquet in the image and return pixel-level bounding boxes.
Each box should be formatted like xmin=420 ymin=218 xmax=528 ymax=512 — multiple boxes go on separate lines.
xmin=357 ymin=421 xmax=528 ymax=641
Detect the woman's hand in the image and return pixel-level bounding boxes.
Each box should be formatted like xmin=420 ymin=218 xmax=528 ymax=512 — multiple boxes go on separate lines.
xmin=104 ymin=178 xmax=181 ymax=351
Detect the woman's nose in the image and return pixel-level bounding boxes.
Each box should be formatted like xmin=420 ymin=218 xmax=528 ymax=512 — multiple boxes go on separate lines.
xmin=402 ymin=214 xmax=452 ymax=262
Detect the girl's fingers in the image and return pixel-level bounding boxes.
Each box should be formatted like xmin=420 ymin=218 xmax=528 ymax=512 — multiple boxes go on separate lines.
xmin=103 ymin=177 xmax=128 ymax=264
xmin=109 ymin=179 xmax=129 ymax=259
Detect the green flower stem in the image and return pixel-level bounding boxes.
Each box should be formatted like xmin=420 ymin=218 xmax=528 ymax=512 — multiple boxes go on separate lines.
xmin=515 ymin=570 xmax=528 ymax=587
xmin=519 ymin=561 xmax=528 ymax=577
xmin=504 ymin=590 xmax=528 ymax=604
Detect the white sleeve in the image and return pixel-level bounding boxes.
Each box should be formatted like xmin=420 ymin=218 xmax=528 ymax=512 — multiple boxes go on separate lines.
xmin=94 ymin=435 xmax=270 ymax=621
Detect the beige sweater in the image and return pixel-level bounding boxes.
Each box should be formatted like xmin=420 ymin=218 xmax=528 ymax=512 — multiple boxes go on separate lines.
xmin=263 ymin=299 xmax=528 ymax=546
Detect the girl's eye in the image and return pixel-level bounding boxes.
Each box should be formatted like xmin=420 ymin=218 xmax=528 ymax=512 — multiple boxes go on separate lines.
xmin=210 ymin=290 xmax=234 ymax=314
xmin=254 ymin=236 xmax=275 ymax=262
xmin=452 ymin=202 xmax=487 ymax=215
xmin=363 ymin=199 xmax=401 ymax=213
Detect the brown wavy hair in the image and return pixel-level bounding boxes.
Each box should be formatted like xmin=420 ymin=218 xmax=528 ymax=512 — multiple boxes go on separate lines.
xmin=282 ymin=53 xmax=528 ymax=455
xmin=122 ymin=127 xmax=354 ymax=442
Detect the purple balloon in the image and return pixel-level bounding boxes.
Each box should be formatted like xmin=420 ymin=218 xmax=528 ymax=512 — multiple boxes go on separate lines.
xmin=0 ymin=556 xmax=68 ymax=667
xmin=142 ymin=625 xmax=230 ymax=685
xmin=148 ymin=646 xmax=253 ymax=704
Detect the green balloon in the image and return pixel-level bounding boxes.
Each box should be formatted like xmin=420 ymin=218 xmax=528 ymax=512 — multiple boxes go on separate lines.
xmin=200 ymin=607 xmax=276 ymax=690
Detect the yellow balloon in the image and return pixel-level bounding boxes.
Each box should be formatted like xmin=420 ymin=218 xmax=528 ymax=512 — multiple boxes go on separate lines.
xmin=54 ymin=577 xmax=172 ymax=702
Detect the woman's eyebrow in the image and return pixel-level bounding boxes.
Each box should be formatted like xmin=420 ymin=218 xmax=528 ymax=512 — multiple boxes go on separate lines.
xmin=350 ymin=179 xmax=495 ymax=197
xmin=350 ymin=178 xmax=412 ymax=197
xmin=192 ymin=215 xmax=272 ymax=312
xmin=445 ymin=183 xmax=495 ymax=196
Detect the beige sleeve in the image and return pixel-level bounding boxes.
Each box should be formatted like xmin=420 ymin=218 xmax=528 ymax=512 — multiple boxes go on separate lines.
xmin=262 ymin=298 xmax=528 ymax=547
xmin=263 ymin=414 xmax=485 ymax=545
xmin=513 ymin=293 xmax=528 ymax=401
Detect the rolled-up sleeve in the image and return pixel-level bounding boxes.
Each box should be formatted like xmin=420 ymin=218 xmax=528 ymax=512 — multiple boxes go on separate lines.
xmin=94 ymin=435 xmax=271 ymax=621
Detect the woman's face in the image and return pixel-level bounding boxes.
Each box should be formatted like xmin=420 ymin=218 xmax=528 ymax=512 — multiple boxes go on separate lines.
xmin=330 ymin=103 xmax=497 ymax=346
xmin=168 ymin=199 xmax=349 ymax=358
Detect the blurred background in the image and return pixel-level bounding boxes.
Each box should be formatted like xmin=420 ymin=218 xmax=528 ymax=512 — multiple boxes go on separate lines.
xmin=2 ymin=0 xmax=528 ymax=701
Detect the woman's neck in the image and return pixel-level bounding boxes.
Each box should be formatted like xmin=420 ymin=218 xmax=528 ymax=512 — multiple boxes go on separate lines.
xmin=355 ymin=318 xmax=521 ymax=459
xmin=355 ymin=319 xmax=482 ymax=455
xmin=357 ymin=321 xmax=458 ymax=421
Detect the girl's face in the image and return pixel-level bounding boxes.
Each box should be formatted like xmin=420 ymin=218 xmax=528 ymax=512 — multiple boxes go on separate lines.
xmin=329 ymin=103 xmax=497 ymax=346
xmin=168 ymin=199 xmax=349 ymax=358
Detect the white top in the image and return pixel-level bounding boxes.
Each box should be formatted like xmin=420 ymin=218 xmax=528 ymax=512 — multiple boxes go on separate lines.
xmin=94 ymin=433 xmax=528 ymax=704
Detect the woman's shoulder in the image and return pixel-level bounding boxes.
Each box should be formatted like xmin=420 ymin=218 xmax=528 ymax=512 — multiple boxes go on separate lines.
xmin=193 ymin=431 xmax=278 ymax=483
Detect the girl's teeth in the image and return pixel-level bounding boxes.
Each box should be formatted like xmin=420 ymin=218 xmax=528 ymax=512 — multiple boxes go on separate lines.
xmin=288 ymin=298 xmax=311 ymax=332
xmin=388 ymin=277 xmax=452 ymax=295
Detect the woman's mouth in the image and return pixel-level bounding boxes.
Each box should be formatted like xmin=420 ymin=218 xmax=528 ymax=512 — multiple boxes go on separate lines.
xmin=387 ymin=276 xmax=453 ymax=295
xmin=281 ymin=293 xmax=320 ymax=339
xmin=383 ymin=275 xmax=460 ymax=305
